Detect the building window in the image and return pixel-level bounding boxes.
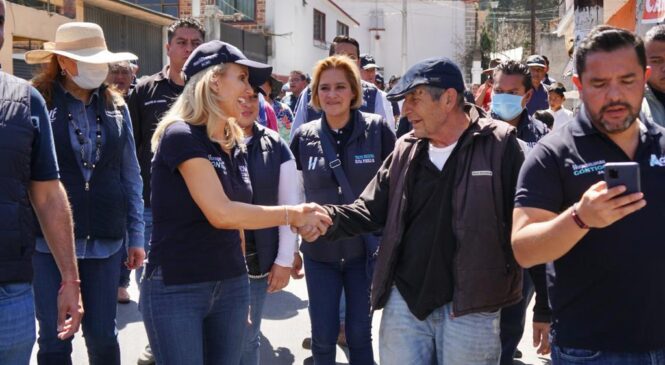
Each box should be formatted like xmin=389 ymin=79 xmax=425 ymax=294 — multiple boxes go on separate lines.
xmin=336 ymin=21 xmax=349 ymax=37
xmin=8 ymin=0 xmax=76 ymax=18
xmin=313 ymin=9 xmax=326 ymax=44
xmin=127 ymin=0 xmax=179 ymax=17
xmin=218 ymin=0 xmax=256 ymax=22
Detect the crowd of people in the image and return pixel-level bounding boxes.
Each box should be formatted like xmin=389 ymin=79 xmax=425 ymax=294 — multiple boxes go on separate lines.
xmin=2 ymin=0 xmax=665 ymax=363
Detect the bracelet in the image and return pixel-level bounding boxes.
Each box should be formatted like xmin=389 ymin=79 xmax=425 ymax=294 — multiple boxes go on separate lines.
xmin=284 ymin=206 xmax=289 ymax=226
xmin=571 ymin=203 xmax=589 ymax=229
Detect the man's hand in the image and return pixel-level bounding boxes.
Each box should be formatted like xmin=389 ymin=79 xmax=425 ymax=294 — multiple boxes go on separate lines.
xmin=125 ymin=247 xmax=146 ymax=270
xmin=57 ymin=282 xmax=83 ymax=340
xmin=289 ymin=203 xmax=331 ymax=239
xmin=532 ymin=321 xmax=551 ymax=355
xmin=291 ymin=252 xmax=304 ymax=280
xmin=267 ymin=263 xmax=291 ymax=293
xmin=576 ymin=181 xmax=646 ymax=228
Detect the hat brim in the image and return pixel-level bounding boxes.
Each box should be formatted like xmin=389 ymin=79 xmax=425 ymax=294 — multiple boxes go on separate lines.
xmin=25 ymin=48 xmax=137 ymax=65
xmin=526 ymin=63 xmax=546 ymax=68
xmin=363 ymin=63 xmax=379 ymax=70
xmin=481 ymin=67 xmax=495 ymax=75
xmin=386 ymin=78 xmax=429 ymax=102
xmin=236 ymin=59 xmax=273 ymax=87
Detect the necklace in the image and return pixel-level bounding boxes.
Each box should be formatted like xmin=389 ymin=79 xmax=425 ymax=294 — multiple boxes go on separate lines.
xmin=67 ymin=112 xmax=102 ymax=170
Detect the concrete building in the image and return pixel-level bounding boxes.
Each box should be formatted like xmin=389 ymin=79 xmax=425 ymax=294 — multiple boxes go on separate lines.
xmin=335 ymin=0 xmax=470 ymax=83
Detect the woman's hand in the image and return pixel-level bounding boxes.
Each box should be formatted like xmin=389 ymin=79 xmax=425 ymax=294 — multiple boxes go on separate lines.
xmin=289 ymin=203 xmax=332 ymax=238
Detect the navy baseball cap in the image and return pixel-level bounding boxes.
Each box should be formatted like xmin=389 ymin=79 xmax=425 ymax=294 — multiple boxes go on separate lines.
xmin=360 ymin=54 xmax=378 ymax=70
xmin=386 ymin=57 xmax=465 ymax=102
xmin=182 ymin=40 xmax=272 ymax=86
xmin=526 ymin=55 xmax=547 ymax=68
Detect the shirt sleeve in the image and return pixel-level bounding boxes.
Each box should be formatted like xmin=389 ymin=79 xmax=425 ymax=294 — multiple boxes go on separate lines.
xmin=158 ymin=122 xmax=210 ymax=172
xmin=274 ymin=159 xmax=300 ymax=268
xmin=514 ymin=142 xmax=564 ymax=213
xmin=29 ymin=87 xmax=60 ymax=181
xmin=289 ymin=129 xmax=302 ymax=171
xmin=290 ymin=89 xmax=309 ymax=140
xmin=375 ymin=90 xmax=395 ymax=128
xmin=119 ymin=106 xmax=145 ymax=249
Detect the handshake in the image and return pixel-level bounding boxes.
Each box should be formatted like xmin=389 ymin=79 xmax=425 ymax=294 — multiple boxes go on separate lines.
xmin=288 ymin=203 xmax=332 ymax=242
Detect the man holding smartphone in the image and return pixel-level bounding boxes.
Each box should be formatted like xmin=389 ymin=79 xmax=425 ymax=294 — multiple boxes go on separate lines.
xmin=512 ymin=26 xmax=665 ymax=364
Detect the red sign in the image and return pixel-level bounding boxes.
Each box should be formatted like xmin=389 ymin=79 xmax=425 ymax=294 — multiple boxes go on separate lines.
xmin=644 ymin=0 xmax=665 ymax=24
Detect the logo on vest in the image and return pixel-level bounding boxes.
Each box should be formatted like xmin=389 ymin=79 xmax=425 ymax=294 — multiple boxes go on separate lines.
xmin=144 ymin=99 xmax=168 ymax=107
xmin=651 ymin=154 xmax=665 ymax=167
xmin=471 ymin=170 xmax=492 ymax=177
xmin=571 ymin=160 xmax=606 ymax=176
xmin=105 ymin=110 xmax=123 ymax=119
xmin=208 ymin=154 xmax=227 ymax=174
xmin=307 ymin=156 xmax=319 ymax=171
xmin=354 ymin=154 xmax=375 ymax=164
xmin=48 ymin=108 xmax=58 ymax=123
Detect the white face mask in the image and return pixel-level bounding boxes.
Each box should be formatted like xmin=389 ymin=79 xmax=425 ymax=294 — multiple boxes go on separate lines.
xmin=68 ymin=61 xmax=109 ymax=90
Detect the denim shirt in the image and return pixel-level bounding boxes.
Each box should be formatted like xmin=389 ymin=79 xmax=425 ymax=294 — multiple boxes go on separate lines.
xmin=36 ymin=83 xmax=144 ymax=258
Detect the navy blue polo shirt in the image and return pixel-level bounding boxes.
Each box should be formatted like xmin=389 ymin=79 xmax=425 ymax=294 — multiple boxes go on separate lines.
xmin=149 ymin=121 xmax=252 ymax=285
xmin=515 ymin=109 xmax=665 ymax=352
xmin=526 ymin=82 xmax=549 ymax=115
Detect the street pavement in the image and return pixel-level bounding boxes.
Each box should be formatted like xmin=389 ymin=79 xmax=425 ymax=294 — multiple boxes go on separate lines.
xmin=30 ymin=272 xmax=551 ymax=365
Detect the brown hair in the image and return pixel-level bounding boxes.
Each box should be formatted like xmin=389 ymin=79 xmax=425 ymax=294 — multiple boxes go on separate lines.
xmin=309 ymin=55 xmax=363 ymax=111
xmin=31 ymin=56 xmax=125 ymax=109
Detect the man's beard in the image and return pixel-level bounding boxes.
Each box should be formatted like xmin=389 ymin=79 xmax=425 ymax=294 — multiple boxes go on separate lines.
xmin=590 ymin=101 xmax=639 ymax=134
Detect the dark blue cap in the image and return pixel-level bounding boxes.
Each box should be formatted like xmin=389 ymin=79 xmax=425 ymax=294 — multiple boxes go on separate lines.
xmin=182 ymin=40 xmax=272 ymax=86
xmin=360 ymin=54 xmax=378 ymax=70
xmin=386 ymin=57 xmax=465 ymax=102
xmin=526 ymin=55 xmax=547 ymax=68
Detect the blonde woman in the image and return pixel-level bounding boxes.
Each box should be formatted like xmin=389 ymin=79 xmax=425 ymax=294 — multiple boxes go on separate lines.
xmin=140 ymin=41 xmax=331 ymax=365
xmin=290 ymin=55 xmax=396 ymax=364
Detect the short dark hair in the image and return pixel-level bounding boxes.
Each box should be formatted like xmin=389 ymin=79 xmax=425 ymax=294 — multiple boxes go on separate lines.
xmin=645 ymin=24 xmax=665 ymax=44
xmin=575 ymin=26 xmax=646 ymax=77
xmin=167 ymin=18 xmax=205 ymax=44
xmin=290 ymin=70 xmax=307 ymax=81
xmin=534 ymin=110 xmax=554 ymax=129
xmin=329 ymin=35 xmax=360 ymax=58
xmin=494 ymin=60 xmax=532 ymax=92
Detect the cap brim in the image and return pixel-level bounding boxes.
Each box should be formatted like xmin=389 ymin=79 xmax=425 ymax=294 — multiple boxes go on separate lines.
xmin=363 ymin=64 xmax=378 ymax=70
xmin=386 ymin=78 xmax=428 ymax=102
xmin=236 ymin=59 xmax=273 ymax=87
xmin=482 ymin=68 xmax=495 ymax=75
xmin=526 ymin=63 xmax=546 ymax=68
xmin=25 ymin=49 xmax=137 ymax=65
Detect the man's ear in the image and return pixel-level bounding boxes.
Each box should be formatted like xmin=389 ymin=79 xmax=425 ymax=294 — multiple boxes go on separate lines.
xmin=572 ymin=74 xmax=582 ymax=91
xmin=522 ymin=89 xmax=534 ymax=108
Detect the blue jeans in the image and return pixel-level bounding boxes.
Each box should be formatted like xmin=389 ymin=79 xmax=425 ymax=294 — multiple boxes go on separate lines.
xmin=0 ymin=283 xmax=35 ymax=365
xmin=135 ymin=207 xmax=152 ymax=287
xmin=240 ymin=277 xmax=269 ymax=365
xmin=500 ymin=269 xmax=534 ymax=364
xmin=552 ymin=345 xmax=665 ymax=364
xmin=140 ymin=267 xmax=250 ymax=365
xmin=304 ymin=256 xmax=373 ymax=365
xmin=33 ymin=250 xmax=123 ymax=365
xmin=379 ymin=286 xmax=501 ymax=365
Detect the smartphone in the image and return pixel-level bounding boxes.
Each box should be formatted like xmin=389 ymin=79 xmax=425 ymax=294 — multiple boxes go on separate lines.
xmin=603 ymin=162 xmax=641 ymax=194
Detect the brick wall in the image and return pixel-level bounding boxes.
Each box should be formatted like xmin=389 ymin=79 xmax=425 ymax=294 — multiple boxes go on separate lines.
xmin=229 ymin=0 xmax=265 ymax=33
xmin=180 ymin=0 xmax=192 ymax=17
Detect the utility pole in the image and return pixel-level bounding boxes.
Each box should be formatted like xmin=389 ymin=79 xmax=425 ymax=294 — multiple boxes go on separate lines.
xmin=530 ymin=0 xmax=536 ymax=54
xmin=401 ymin=0 xmax=407 ymax=74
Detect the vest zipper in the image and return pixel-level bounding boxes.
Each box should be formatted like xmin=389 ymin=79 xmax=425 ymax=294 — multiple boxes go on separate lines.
xmin=85 ymin=181 xmax=90 ymax=191
xmin=85 ymin=179 xmax=91 ymax=240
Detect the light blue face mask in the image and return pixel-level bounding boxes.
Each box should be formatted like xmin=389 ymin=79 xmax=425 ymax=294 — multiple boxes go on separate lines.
xmin=491 ymin=93 xmax=525 ymax=121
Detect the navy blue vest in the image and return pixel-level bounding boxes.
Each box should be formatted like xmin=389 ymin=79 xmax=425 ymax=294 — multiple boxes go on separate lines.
xmin=46 ymin=85 xmax=128 ymax=240
xmin=296 ymin=110 xmax=386 ymax=262
xmin=305 ymin=81 xmax=379 ymax=122
xmin=0 ymin=73 xmax=38 ymax=283
xmin=246 ymin=124 xmax=285 ymax=275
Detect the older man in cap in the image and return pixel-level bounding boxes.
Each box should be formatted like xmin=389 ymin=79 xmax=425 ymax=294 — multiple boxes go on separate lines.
xmin=525 ymin=55 xmax=550 ymax=115
xmin=300 ymin=57 xmax=525 ymax=364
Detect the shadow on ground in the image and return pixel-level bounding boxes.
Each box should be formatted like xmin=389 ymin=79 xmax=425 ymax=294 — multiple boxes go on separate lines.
xmin=258 ymin=333 xmax=295 ymax=365
xmin=263 ymin=290 xmax=309 ymax=320
xmin=116 ymin=300 xmax=143 ymax=330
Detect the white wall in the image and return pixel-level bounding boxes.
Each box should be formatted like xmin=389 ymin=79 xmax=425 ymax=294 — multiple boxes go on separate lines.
xmin=265 ymin=0 xmax=361 ymax=76
xmin=336 ymin=0 xmax=467 ymax=81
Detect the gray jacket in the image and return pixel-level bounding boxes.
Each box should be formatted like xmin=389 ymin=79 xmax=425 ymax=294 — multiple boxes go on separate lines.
xmin=641 ymin=85 xmax=665 ymax=128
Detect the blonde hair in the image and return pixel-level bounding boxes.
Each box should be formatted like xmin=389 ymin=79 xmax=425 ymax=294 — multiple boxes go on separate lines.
xmin=151 ymin=64 xmax=245 ymax=153
xmin=309 ymin=55 xmax=363 ymax=111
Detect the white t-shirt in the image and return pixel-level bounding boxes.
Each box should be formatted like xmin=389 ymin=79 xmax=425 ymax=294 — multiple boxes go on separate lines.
xmin=549 ymin=107 xmax=574 ymax=130
xmin=429 ymin=142 xmax=458 ymax=171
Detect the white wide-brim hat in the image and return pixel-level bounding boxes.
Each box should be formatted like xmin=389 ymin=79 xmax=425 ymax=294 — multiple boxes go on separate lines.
xmin=25 ymin=22 xmax=137 ymax=64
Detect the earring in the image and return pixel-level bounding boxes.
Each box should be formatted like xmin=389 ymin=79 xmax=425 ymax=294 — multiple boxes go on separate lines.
xmin=61 ymin=69 xmax=66 ymax=76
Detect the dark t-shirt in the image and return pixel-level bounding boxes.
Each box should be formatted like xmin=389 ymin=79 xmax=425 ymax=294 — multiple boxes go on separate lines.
xmin=515 ymin=112 xmax=665 ymax=351
xmin=128 ymin=67 xmax=183 ymax=207
xmin=149 ymin=121 xmax=252 ymax=285
xmin=29 ymin=88 xmax=59 ymax=180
